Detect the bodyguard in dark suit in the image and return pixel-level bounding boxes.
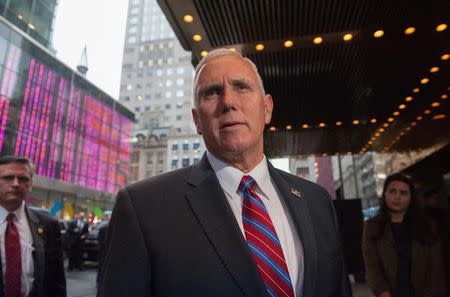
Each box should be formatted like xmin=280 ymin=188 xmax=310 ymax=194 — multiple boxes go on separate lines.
xmin=99 ymin=49 xmax=351 ymax=297
xmin=0 ymin=156 xmax=66 ymax=297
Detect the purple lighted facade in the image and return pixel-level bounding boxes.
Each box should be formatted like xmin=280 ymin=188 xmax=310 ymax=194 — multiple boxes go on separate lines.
xmin=0 ymin=23 xmax=133 ymax=194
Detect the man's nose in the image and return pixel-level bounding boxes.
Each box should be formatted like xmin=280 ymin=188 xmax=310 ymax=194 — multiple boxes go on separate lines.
xmin=11 ymin=177 xmax=20 ymax=186
xmin=221 ymin=87 xmax=235 ymax=110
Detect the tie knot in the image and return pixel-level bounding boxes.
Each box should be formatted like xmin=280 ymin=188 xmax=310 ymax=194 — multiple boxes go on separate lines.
xmin=6 ymin=213 xmax=15 ymax=223
xmin=239 ymin=175 xmax=256 ymax=192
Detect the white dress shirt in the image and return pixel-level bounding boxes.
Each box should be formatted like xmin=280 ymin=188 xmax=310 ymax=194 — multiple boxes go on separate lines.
xmin=0 ymin=202 xmax=35 ymax=297
xmin=207 ymin=151 xmax=304 ymax=296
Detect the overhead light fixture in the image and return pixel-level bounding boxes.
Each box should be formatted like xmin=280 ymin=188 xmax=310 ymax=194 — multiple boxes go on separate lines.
xmin=200 ymin=50 xmax=208 ymax=57
xmin=412 ymin=88 xmax=420 ymax=93
xmin=399 ymin=104 xmax=406 ymax=109
xmin=404 ymin=27 xmax=416 ymax=35
xmin=393 ymin=111 xmax=400 ymax=116
xmin=352 ymin=120 xmax=359 ymax=125
xmin=424 ymin=109 xmax=431 ymax=114
xmin=192 ymin=34 xmax=202 ymax=42
xmin=441 ymin=54 xmax=450 ymax=60
xmin=335 ymin=121 xmax=342 ymax=126
xmin=373 ymin=30 xmax=384 ymax=38
xmin=229 ymin=47 xmax=236 ymax=52
xmin=436 ymin=23 xmax=448 ymax=32
xmin=420 ymin=78 xmax=429 ymax=84
xmin=286 ymin=125 xmax=292 ymax=130
xmin=429 ymin=67 xmax=439 ymax=73
xmin=183 ymin=15 xmax=194 ymax=23
xmin=383 ymin=123 xmax=389 ymax=127
xmin=137 ymin=95 xmax=143 ymax=100
xmin=319 ymin=122 xmax=326 ymax=127
xmin=343 ymin=33 xmax=353 ymax=41
xmin=431 ymin=102 xmax=441 ymax=107
xmin=441 ymin=94 xmax=448 ymax=99
xmin=370 ymin=118 xmax=377 ymax=123
xmin=433 ymin=114 xmax=446 ymax=120
xmin=302 ymin=124 xmax=309 ymax=128
xmin=284 ymin=40 xmax=294 ymax=48
xmin=416 ymin=116 xmax=423 ymax=121
xmin=411 ymin=122 xmax=417 ymax=126
xmin=375 ymin=132 xmax=380 ymax=137
xmin=405 ymin=96 xmax=413 ymax=102
xmin=269 ymin=126 xmax=277 ymax=131
xmin=313 ymin=37 xmax=323 ymax=44
xmin=388 ymin=117 xmax=394 ymax=122
xmin=378 ymin=128 xmax=385 ymax=132
xmin=255 ymin=43 xmax=264 ymax=51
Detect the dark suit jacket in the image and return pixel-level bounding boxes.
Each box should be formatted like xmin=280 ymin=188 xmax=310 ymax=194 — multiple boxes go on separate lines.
xmin=0 ymin=206 xmax=66 ymax=297
xmin=99 ymin=155 xmax=351 ymax=297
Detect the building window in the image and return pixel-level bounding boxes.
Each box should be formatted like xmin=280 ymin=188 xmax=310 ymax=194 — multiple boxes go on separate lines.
xmin=171 ymin=159 xmax=178 ymax=169
xmin=182 ymin=158 xmax=190 ymax=167
xmin=172 ymin=144 xmax=178 ymax=151
xmin=131 ymin=151 xmax=140 ymax=163
xmin=165 ymin=104 xmax=171 ymax=110
xmin=193 ymin=158 xmax=200 ymax=165
xmin=183 ymin=143 xmax=189 ymax=151
xmin=176 ymin=115 xmax=182 ymax=121
xmin=193 ymin=142 xmax=200 ymax=150
xmin=176 ymin=90 xmax=184 ymax=97
xmin=135 ymin=107 xmax=141 ymax=112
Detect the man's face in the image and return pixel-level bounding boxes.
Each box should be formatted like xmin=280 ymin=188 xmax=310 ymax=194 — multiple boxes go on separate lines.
xmin=0 ymin=163 xmax=33 ymax=211
xmin=192 ymin=55 xmax=273 ymax=161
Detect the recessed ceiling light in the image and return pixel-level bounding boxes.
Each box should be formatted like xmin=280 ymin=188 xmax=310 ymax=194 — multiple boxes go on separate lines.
xmin=319 ymin=122 xmax=326 ymax=127
xmin=441 ymin=54 xmax=450 ymax=60
xmin=343 ymin=33 xmax=353 ymax=41
xmin=336 ymin=121 xmax=342 ymax=126
xmin=399 ymin=104 xmax=406 ymax=109
xmin=429 ymin=67 xmax=439 ymax=73
xmin=200 ymin=50 xmax=208 ymax=57
xmin=420 ymin=78 xmax=429 ymax=84
xmin=255 ymin=43 xmax=264 ymax=51
xmin=388 ymin=117 xmax=394 ymax=122
xmin=441 ymin=94 xmax=448 ymax=99
xmin=192 ymin=34 xmax=202 ymax=42
xmin=412 ymin=88 xmax=420 ymax=93
xmin=404 ymin=27 xmax=416 ymax=35
xmin=383 ymin=123 xmax=389 ymax=127
xmin=405 ymin=96 xmax=413 ymax=102
xmin=378 ymin=128 xmax=385 ymax=132
xmin=284 ymin=40 xmax=294 ymax=48
xmin=424 ymin=109 xmax=431 ymax=114
xmin=352 ymin=120 xmax=359 ymax=125
xmin=370 ymin=118 xmax=377 ymax=123
xmin=431 ymin=102 xmax=441 ymax=107
xmin=416 ymin=116 xmax=423 ymax=121
xmin=229 ymin=48 xmax=236 ymax=52
xmin=436 ymin=23 xmax=448 ymax=32
xmin=373 ymin=30 xmax=384 ymax=38
xmin=433 ymin=114 xmax=446 ymax=120
xmin=286 ymin=125 xmax=292 ymax=130
xmin=393 ymin=111 xmax=400 ymax=116
xmin=302 ymin=124 xmax=309 ymax=128
xmin=183 ymin=15 xmax=194 ymax=23
xmin=313 ymin=37 xmax=323 ymax=44
xmin=269 ymin=126 xmax=276 ymax=131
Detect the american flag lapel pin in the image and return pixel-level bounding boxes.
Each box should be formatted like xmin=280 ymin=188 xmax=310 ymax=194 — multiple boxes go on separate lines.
xmin=290 ymin=188 xmax=302 ymax=198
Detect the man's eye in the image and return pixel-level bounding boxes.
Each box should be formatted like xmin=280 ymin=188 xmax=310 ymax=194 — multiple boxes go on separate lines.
xmin=204 ymin=89 xmax=220 ymax=98
xmin=236 ymin=84 xmax=249 ymax=91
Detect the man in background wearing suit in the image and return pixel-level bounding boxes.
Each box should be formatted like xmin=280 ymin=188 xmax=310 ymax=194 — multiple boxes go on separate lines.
xmin=99 ymin=49 xmax=351 ymax=297
xmin=0 ymin=156 xmax=66 ymax=297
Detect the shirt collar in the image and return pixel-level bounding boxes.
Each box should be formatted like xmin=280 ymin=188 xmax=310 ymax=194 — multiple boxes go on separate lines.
xmin=0 ymin=201 xmax=26 ymax=223
xmin=206 ymin=151 xmax=271 ymax=199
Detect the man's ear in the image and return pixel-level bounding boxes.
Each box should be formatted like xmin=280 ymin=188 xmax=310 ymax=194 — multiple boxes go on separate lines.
xmin=264 ymin=94 xmax=273 ymax=124
xmin=192 ymin=108 xmax=203 ymax=135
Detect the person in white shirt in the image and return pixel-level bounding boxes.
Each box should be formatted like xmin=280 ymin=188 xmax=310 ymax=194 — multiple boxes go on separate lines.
xmin=0 ymin=156 xmax=66 ymax=297
xmin=99 ymin=49 xmax=351 ymax=297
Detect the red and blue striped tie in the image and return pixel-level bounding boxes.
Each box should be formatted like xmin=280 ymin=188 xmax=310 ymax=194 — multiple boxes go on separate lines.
xmin=240 ymin=175 xmax=295 ymax=297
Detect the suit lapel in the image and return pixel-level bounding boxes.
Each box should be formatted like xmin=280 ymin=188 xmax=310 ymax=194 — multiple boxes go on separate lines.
xmin=185 ymin=155 xmax=267 ymax=297
xmin=268 ymin=163 xmax=318 ymax=296
xmin=25 ymin=207 xmax=45 ymax=297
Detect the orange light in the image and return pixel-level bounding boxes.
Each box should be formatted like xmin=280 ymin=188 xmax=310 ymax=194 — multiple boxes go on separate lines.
xmin=424 ymin=109 xmax=431 ymax=114
xmin=373 ymin=30 xmax=384 ymax=38
xmin=411 ymin=122 xmax=417 ymax=126
xmin=405 ymin=96 xmax=413 ymax=102
xmin=335 ymin=121 xmax=342 ymax=126
xmin=383 ymin=123 xmax=389 ymax=128
xmin=412 ymin=88 xmax=420 ymax=93
xmin=400 ymin=131 xmax=405 ymax=136
xmin=436 ymin=23 xmax=448 ymax=32
xmin=302 ymin=124 xmax=309 ymax=129
xmin=430 ymin=66 xmax=440 ymax=73
xmin=378 ymin=128 xmax=385 ymax=132
xmin=442 ymin=54 xmax=450 ymax=61
xmin=269 ymin=126 xmax=276 ymax=131
xmin=404 ymin=27 xmax=416 ymax=35
xmin=319 ymin=122 xmax=326 ymax=128
xmin=431 ymin=102 xmax=441 ymax=107
xmin=255 ymin=43 xmax=265 ymax=51
xmin=393 ymin=111 xmax=400 ymax=116
xmin=370 ymin=118 xmax=377 ymax=123
xmin=416 ymin=116 xmax=423 ymax=121
xmin=286 ymin=125 xmax=292 ymax=130
xmin=433 ymin=114 xmax=446 ymax=120
xmin=313 ymin=37 xmax=323 ymax=44
xmin=343 ymin=33 xmax=353 ymax=41
xmin=229 ymin=47 xmax=236 ymax=52
xmin=388 ymin=117 xmax=394 ymax=122
xmin=399 ymin=104 xmax=406 ymax=109
xmin=284 ymin=40 xmax=294 ymax=48
xmin=420 ymin=78 xmax=429 ymax=84
xmin=441 ymin=94 xmax=448 ymax=99
xmin=183 ymin=15 xmax=194 ymax=23
xmin=192 ymin=34 xmax=202 ymax=42
xmin=352 ymin=120 xmax=360 ymax=125
xmin=200 ymin=50 xmax=208 ymax=57
xmin=375 ymin=132 xmax=380 ymax=137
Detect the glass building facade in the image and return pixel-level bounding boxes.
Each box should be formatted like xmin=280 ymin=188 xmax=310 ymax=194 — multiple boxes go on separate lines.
xmin=0 ymin=0 xmax=57 ymax=49
xmin=0 ymin=17 xmax=134 ymax=195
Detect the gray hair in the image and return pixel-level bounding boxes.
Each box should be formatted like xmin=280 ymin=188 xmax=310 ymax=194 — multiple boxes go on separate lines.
xmin=0 ymin=155 xmax=35 ymax=176
xmin=193 ymin=48 xmax=266 ymax=106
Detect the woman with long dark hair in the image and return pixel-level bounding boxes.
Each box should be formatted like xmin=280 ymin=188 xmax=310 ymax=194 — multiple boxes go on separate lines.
xmin=362 ymin=173 xmax=446 ymax=297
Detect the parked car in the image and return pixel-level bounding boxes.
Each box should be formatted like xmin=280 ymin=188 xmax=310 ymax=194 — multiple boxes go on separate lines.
xmin=82 ymin=221 xmax=108 ymax=263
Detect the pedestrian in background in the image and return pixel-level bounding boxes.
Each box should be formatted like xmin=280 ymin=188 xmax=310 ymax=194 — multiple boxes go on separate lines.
xmin=0 ymin=155 xmax=66 ymax=297
xmin=362 ymin=173 xmax=446 ymax=297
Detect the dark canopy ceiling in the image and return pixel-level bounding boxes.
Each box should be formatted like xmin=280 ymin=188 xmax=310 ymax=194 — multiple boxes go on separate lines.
xmin=157 ymin=0 xmax=450 ymax=157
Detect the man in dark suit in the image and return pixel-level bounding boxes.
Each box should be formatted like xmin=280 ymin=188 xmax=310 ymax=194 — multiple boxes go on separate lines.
xmin=0 ymin=156 xmax=66 ymax=297
xmin=99 ymin=49 xmax=352 ymax=297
